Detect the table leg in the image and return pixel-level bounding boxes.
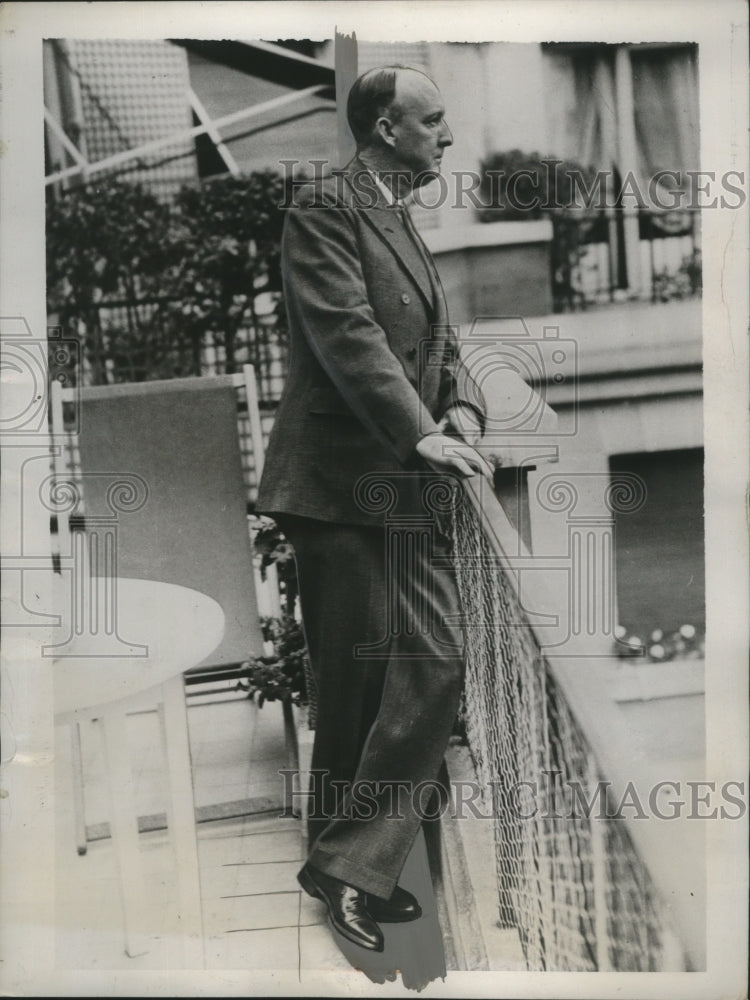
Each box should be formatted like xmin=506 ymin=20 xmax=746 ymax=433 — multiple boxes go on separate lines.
xmin=70 ymin=721 xmax=88 ymax=855
xmin=158 ymin=675 xmax=205 ymax=968
xmin=100 ymin=707 xmax=150 ymax=958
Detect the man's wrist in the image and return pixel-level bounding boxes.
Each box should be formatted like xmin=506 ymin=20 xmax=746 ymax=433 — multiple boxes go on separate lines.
xmin=448 ymin=402 xmax=482 ymax=424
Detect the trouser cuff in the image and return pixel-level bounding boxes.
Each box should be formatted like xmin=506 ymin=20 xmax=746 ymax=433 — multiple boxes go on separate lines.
xmin=304 ymin=846 xmax=397 ymax=900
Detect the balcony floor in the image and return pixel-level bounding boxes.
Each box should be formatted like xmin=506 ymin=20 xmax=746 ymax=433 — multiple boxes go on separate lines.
xmin=54 ymin=695 xmax=351 ymax=975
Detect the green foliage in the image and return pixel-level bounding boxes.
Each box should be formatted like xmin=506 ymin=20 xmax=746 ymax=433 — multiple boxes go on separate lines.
xmin=46 ymin=181 xmax=180 ymax=382
xmin=613 ymin=622 xmax=704 ymax=662
xmin=244 ymin=614 xmax=310 ymax=708
xmin=252 ymin=518 xmax=299 ymax=616
xmin=476 ymin=150 xmax=601 ymax=311
xmin=45 ymin=172 xmax=288 ymax=384
xmin=163 ymin=172 xmax=286 ymax=370
xmin=476 ymin=150 xmax=600 ymax=224
xmin=46 ymin=180 xmax=176 ymax=303
xmin=652 ymin=248 xmax=702 ymax=302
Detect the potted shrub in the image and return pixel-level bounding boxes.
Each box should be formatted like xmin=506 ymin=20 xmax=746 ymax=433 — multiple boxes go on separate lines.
xmin=477 ymin=150 xmax=602 ymax=312
xmin=242 ymin=612 xmax=311 ymax=815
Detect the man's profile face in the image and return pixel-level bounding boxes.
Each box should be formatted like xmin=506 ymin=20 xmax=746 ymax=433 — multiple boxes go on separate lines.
xmin=388 ymin=71 xmax=453 ymax=181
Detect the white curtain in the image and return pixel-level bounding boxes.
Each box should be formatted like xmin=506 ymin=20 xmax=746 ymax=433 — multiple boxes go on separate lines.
xmin=631 ymin=46 xmax=699 ymax=231
xmin=543 ymin=47 xmax=604 ymax=169
xmin=544 ymin=43 xmax=699 ymax=179
xmin=631 ymin=46 xmax=700 ymax=180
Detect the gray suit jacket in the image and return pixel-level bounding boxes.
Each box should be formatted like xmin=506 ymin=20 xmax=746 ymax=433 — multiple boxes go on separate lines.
xmin=257 ymin=158 xmax=485 ymax=527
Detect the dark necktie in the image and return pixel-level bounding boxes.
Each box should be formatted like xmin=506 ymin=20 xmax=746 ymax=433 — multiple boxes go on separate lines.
xmin=396 ymin=204 xmax=442 ymax=307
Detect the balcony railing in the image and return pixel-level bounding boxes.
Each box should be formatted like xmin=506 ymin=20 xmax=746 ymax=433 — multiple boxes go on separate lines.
xmin=446 ymin=474 xmax=702 ymax=971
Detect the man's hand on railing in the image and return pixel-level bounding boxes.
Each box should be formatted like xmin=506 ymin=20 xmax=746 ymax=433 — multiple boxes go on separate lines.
xmin=438 ymin=405 xmax=518 ymax=471
xmin=416 ymin=432 xmax=494 ymax=481
xmin=438 ymin=404 xmax=483 ymax=447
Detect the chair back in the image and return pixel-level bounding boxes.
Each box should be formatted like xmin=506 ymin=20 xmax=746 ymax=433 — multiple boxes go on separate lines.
xmin=51 ymin=370 xmax=264 ymax=669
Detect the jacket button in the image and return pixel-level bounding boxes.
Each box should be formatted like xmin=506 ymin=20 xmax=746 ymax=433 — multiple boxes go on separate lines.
xmin=401 ymin=293 xmax=411 ymax=305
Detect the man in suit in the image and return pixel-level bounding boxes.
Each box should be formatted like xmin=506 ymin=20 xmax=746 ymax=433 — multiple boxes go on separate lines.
xmin=257 ymin=65 xmax=492 ymax=952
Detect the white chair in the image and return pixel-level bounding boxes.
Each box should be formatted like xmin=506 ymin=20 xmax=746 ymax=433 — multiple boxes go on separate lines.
xmin=49 ymin=364 xmax=273 ymax=963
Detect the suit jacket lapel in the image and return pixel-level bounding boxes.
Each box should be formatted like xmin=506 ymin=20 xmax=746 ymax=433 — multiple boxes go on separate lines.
xmin=342 ymin=161 xmax=436 ymax=313
xmin=433 ymin=273 xmax=448 ymax=327
xmin=406 ymin=216 xmax=449 ymax=325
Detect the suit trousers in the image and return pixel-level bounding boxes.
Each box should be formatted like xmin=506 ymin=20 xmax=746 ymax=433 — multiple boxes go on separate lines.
xmin=277 ymin=511 xmax=465 ymax=900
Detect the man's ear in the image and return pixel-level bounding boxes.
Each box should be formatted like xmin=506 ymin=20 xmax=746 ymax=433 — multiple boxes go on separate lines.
xmin=374 ymin=115 xmax=397 ymax=148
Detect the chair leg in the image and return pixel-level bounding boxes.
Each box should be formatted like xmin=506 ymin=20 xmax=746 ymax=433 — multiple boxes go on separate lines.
xmin=282 ymin=700 xmax=299 ymax=816
xmin=158 ymin=675 xmax=205 ymax=969
xmin=70 ymin=721 xmax=88 ymax=856
xmin=100 ymin=707 xmax=150 ymax=958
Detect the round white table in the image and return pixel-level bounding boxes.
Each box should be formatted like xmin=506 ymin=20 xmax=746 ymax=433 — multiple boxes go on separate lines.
xmin=52 ymin=576 xmax=225 ymax=719
xmin=51 ymin=576 xmax=225 ymax=967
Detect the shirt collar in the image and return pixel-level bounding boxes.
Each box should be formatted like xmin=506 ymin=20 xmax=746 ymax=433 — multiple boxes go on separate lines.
xmin=371 ymin=171 xmax=399 ymax=206
xmin=369 ymin=170 xmax=414 ymax=208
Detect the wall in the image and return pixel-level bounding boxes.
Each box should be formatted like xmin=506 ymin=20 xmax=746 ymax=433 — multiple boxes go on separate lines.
xmin=432 ymin=240 xmax=552 ymax=323
xmin=487 ymin=299 xmax=704 ymax=645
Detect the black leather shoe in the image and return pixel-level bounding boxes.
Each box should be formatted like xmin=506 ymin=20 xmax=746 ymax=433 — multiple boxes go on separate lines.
xmin=298 ymin=863 xmax=384 ymax=952
xmin=366 ymin=885 xmax=422 ymax=923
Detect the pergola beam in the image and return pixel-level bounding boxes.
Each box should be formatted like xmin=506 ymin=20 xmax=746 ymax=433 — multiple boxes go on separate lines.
xmin=170 ymin=39 xmax=335 ymax=89
xmin=187 ymin=87 xmax=240 ymax=176
xmin=334 ymin=30 xmax=357 ymax=165
xmin=45 ymin=83 xmax=334 ymax=186
xmin=44 ymin=106 xmax=89 ymax=167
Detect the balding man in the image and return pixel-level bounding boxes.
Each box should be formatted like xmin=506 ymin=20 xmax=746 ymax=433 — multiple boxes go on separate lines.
xmin=257 ymin=66 xmax=491 ymax=953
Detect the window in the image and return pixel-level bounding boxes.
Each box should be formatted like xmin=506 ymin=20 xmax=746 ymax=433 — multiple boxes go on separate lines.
xmin=609 ymin=448 xmax=704 ymax=642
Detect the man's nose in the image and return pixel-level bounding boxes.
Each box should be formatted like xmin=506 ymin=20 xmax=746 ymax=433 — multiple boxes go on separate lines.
xmin=439 ymin=119 xmax=453 ymax=147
